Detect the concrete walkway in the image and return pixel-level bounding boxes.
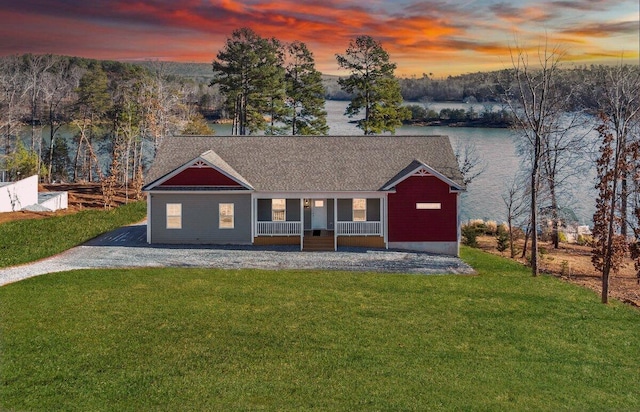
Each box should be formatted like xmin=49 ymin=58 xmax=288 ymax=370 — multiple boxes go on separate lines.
xmin=0 ymin=222 xmax=475 ymax=286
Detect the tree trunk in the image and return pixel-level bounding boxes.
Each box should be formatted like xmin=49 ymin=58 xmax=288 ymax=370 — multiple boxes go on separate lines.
xmin=521 ymin=224 xmax=531 ymax=260
xmin=47 ymin=104 xmax=55 ymax=183
xmin=530 ymin=134 xmax=541 ymax=276
xmin=508 ymin=216 xmax=516 ymax=259
xmin=621 ymin=176 xmax=628 ymax=237
xmin=550 ymin=179 xmax=560 ymax=249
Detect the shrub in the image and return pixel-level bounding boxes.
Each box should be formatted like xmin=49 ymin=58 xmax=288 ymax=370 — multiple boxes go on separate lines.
xmin=577 ymin=234 xmax=593 ymax=246
xmin=558 ymin=231 xmax=568 ymax=243
xmin=496 ymin=226 xmax=509 ymax=253
xmin=485 ymin=220 xmax=498 ymax=235
xmin=462 ymin=225 xmax=481 ymax=247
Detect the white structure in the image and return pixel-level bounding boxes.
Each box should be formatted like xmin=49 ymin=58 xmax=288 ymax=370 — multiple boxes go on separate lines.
xmin=0 ymin=175 xmax=39 ymax=212
xmin=0 ymin=175 xmax=68 ymax=213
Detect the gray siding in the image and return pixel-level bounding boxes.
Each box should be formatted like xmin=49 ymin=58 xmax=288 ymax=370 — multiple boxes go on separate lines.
xmin=150 ymin=193 xmax=252 ymax=244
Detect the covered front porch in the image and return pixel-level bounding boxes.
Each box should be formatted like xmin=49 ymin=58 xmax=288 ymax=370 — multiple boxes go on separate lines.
xmin=252 ymin=195 xmax=386 ymax=251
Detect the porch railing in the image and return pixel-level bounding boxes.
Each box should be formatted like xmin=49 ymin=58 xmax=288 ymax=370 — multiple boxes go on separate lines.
xmin=336 ymin=221 xmax=382 ymax=236
xmin=256 ymin=221 xmax=301 ymax=236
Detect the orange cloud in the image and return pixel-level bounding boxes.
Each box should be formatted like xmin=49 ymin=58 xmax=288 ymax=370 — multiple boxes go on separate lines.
xmin=0 ymin=0 xmax=637 ymax=77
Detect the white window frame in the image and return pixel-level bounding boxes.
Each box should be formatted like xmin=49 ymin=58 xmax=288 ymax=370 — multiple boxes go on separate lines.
xmin=219 ymin=203 xmax=234 ymax=229
xmin=272 ymin=198 xmax=286 ymax=222
xmin=166 ymin=203 xmax=182 ymax=229
xmin=353 ymin=198 xmax=366 ymax=222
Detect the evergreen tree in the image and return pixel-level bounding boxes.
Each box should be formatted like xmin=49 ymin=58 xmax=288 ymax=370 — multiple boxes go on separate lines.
xmin=283 ymin=41 xmax=328 ymax=135
xmin=211 ymin=28 xmax=284 ymax=135
xmin=336 ymin=35 xmax=409 ymax=135
xmin=72 ymin=63 xmax=111 ymax=181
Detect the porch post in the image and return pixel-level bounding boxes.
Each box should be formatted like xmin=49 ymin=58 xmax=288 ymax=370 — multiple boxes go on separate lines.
xmin=383 ymin=195 xmax=389 ymax=249
xmin=334 ymin=197 xmax=338 ymax=251
xmin=300 ymin=197 xmax=304 ymax=251
xmin=251 ymin=194 xmax=256 ymax=242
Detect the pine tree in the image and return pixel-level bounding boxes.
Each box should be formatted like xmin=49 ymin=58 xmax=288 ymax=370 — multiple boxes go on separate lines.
xmin=283 ymin=41 xmax=328 ymax=135
xmin=336 ymin=35 xmax=409 ymax=135
xmin=212 ymin=28 xmax=284 ymax=135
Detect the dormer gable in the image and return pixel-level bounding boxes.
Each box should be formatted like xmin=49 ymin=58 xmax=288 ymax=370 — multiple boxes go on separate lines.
xmin=381 ymin=160 xmax=464 ymax=192
xmin=144 ymin=151 xmax=253 ymax=191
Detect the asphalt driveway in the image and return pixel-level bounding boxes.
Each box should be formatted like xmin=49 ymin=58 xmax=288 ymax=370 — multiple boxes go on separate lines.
xmin=0 ymin=222 xmax=475 ymax=286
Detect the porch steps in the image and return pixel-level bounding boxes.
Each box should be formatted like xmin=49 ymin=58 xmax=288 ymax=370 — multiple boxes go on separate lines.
xmin=303 ymin=236 xmax=334 ymax=252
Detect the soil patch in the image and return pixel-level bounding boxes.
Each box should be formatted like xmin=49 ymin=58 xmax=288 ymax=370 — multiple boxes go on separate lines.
xmin=0 ymin=183 xmax=142 ymax=224
xmin=477 ymin=235 xmax=640 ymax=308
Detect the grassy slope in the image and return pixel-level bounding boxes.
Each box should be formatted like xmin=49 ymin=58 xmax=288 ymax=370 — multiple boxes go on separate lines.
xmin=1 ymin=247 xmax=638 ymax=411
xmin=0 ymin=201 xmax=146 ymax=268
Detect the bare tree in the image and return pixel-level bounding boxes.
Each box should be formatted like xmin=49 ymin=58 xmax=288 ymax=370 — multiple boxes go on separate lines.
xmin=22 ymin=54 xmax=56 ymax=170
xmin=453 ymin=138 xmax=486 ymax=186
xmin=0 ymin=56 xmax=24 ymax=169
xmin=502 ymin=177 xmax=528 ymax=258
xmin=503 ymin=41 xmax=569 ymax=276
xmin=590 ymin=63 xmax=640 ymax=303
xmin=139 ymin=61 xmax=182 ymax=153
xmin=539 ymin=112 xmax=592 ymax=248
xmin=590 ymin=64 xmax=640 ymax=237
xmin=41 ymin=59 xmax=83 ymax=182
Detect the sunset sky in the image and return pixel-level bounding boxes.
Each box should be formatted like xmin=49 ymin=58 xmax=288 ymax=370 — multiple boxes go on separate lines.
xmin=0 ymin=0 xmax=637 ymax=77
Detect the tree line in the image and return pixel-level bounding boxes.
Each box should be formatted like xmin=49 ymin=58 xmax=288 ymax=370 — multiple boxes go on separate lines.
xmin=495 ymin=45 xmax=640 ymax=304
xmin=0 ymin=54 xmax=211 ymax=201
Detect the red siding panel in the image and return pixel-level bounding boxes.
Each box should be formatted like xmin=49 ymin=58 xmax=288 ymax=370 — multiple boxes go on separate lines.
xmin=160 ymin=167 xmax=242 ymax=187
xmin=388 ymin=176 xmax=458 ymax=242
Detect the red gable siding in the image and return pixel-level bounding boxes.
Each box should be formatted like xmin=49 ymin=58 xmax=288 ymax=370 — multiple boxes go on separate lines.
xmin=160 ymin=167 xmax=242 ymax=187
xmin=388 ymin=176 xmax=458 ymax=242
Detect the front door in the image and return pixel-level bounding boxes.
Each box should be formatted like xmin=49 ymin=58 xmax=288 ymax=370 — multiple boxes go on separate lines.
xmin=311 ymin=199 xmax=327 ymax=229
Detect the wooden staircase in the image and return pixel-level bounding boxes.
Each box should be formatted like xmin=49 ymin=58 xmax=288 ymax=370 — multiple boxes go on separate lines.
xmin=303 ymin=235 xmax=334 ymax=252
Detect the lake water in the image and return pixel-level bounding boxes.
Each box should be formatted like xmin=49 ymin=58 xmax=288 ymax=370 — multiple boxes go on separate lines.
xmin=213 ymin=100 xmax=597 ymax=225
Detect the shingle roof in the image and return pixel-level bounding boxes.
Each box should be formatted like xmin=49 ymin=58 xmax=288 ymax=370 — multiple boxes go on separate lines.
xmin=144 ymin=135 xmax=464 ymax=192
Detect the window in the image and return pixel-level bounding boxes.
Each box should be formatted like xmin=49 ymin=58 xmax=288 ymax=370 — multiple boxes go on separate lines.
xmin=314 ymin=200 xmax=324 ymax=208
xmin=416 ymin=202 xmax=441 ymax=210
xmin=272 ymin=199 xmax=286 ymax=221
xmin=166 ymin=203 xmax=182 ymax=229
xmin=219 ymin=203 xmax=234 ymax=229
xmin=353 ymin=198 xmax=366 ymax=221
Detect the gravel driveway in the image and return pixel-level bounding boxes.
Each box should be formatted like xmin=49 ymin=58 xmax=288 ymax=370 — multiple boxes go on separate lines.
xmin=0 ymin=222 xmax=475 ymax=286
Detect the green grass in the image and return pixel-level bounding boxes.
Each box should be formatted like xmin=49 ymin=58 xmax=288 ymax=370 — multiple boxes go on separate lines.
xmin=0 ymin=201 xmax=146 ymax=267
xmin=1 ymin=247 xmax=638 ymax=411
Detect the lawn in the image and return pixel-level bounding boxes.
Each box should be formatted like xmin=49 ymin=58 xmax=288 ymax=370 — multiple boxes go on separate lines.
xmin=0 ymin=201 xmax=146 ymax=268
xmin=0 ymin=248 xmax=638 ymax=411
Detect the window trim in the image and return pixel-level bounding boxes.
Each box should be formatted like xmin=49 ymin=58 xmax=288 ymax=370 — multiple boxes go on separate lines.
xmin=219 ymin=203 xmax=234 ymax=229
xmin=166 ymin=203 xmax=182 ymax=229
xmin=353 ymin=198 xmax=366 ymax=222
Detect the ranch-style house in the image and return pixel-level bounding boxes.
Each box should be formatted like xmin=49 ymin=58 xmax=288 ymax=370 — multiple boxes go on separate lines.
xmin=143 ymin=135 xmax=465 ymax=255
